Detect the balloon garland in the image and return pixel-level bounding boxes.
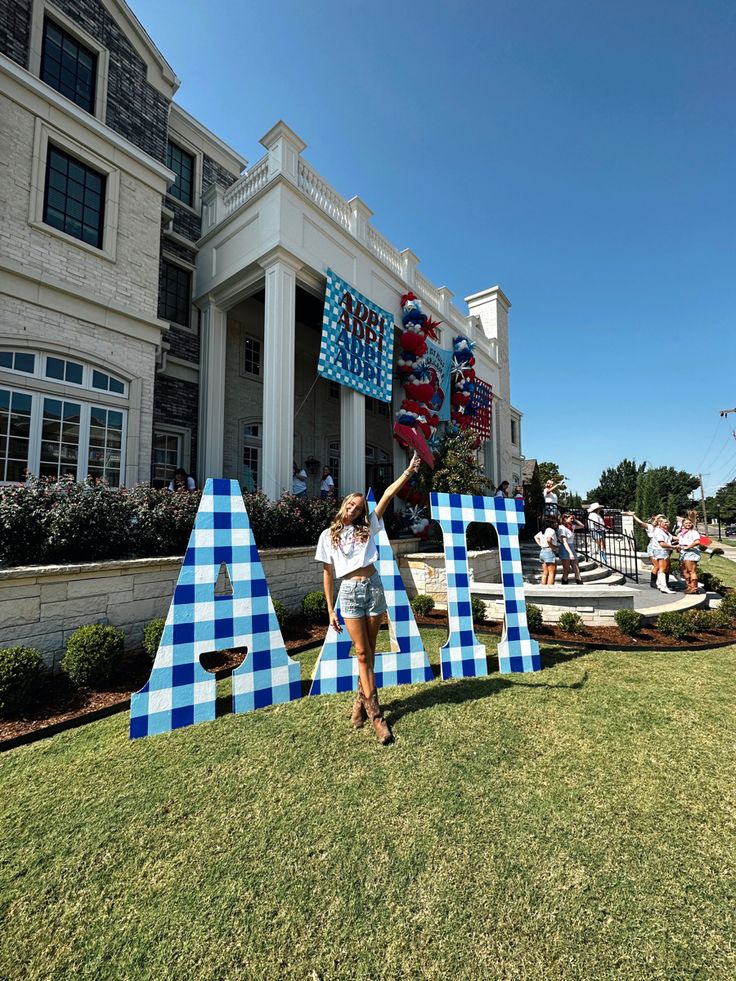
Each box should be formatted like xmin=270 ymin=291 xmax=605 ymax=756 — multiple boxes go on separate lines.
xmin=450 ymin=335 xmax=477 ymax=429
xmin=394 ymin=291 xmax=444 ymax=538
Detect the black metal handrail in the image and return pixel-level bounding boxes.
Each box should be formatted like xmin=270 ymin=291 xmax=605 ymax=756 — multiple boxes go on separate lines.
xmin=540 ymin=504 xmax=639 ymax=582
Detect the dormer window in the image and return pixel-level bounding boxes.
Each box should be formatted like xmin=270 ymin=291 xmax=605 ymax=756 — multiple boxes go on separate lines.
xmin=41 ymin=17 xmax=97 ymax=114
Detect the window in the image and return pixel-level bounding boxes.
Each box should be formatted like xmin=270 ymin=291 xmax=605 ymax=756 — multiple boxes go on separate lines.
xmin=44 ymin=145 xmax=105 ymax=249
xmin=328 ymin=380 xmax=340 ymax=400
xmin=159 ymin=261 xmax=191 ymax=328
xmin=365 ymin=396 xmax=375 ymax=413
xmin=328 ymin=439 xmax=340 ymax=493
xmin=365 ymin=444 xmax=375 ymax=460
xmin=87 ymin=406 xmax=123 ymax=486
xmin=39 ymin=397 xmax=81 ymax=480
xmin=92 ymin=370 xmax=125 ymax=395
xmin=46 ymin=356 xmax=83 ymax=385
xmin=511 ymin=419 xmax=518 ymax=445
xmin=0 ymin=351 xmax=35 ymax=375
xmin=377 ymin=400 xmax=389 ymax=417
xmin=166 ymin=141 xmax=195 ymax=207
xmin=152 ymin=431 xmax=181 ymax=487
xmin=243 ymin=336 xmax=261 ymax=376
xmin=242 ymin=423 xmax=261 ymax=492
xmin=0 ymin=389 xmax=33 ymax=482
xmin=40 ymin=17 xmax=97 ymax=113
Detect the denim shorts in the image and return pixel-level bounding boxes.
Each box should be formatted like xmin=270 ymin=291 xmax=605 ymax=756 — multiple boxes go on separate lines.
xmin=539 ymin=548 xmax=557 ymax=564
xmin=559 ymin=541 xmax=577 ymax=561
xmin=339 ymin=571 xmax=387 ymax=618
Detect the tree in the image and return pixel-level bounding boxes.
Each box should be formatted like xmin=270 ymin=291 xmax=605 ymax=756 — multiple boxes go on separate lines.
xmin=632 ymin=466 xmax=699 ymax=549
xmin=537 ymin=461 xmax=567 ymax=497
xmin=588 ymin=459 xmax=645 ymax=510
xmin=707 ymin=481 xmax=736 ymax=524
xmin=416 ymin=428 xmax=491 ymax=498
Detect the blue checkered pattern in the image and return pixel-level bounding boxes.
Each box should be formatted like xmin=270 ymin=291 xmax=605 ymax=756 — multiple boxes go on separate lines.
xmin=431 ymin=492 xmax=541 ymax=677
xmin=310 ymin=490 xmax=433 ymax=695
xmin=317 ymin=268 xmax=394 ymax=402
xmin=130 ymin=479 xmax=301 ymax=739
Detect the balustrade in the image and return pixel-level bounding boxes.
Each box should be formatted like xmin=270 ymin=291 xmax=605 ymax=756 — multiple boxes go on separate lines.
xmin=297 ymin=161 xmax=351 ymax=229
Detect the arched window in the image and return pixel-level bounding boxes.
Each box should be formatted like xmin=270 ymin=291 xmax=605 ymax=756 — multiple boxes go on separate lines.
xmin=0 ymin=349 xmax=127 ymax=486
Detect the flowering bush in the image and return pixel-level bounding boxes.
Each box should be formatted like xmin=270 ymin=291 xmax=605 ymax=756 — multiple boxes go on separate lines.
xmin=0 ymin=479 xmax=339 ymax=568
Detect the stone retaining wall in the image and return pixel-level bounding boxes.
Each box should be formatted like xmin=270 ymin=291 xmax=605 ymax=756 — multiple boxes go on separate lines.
xmin=0 ymin=539 xmax=424 ymax=670
xmin=398 ymin=549 xmax=500 ymax=608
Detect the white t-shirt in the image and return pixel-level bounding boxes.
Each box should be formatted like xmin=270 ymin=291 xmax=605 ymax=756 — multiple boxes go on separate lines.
xmin=558 ymin=524 xmax=575 ymax=545
xmin=588 ymin=511 xmax=605 ymax=530
xmin=544 ymin=491 xmax=558 ymax=504
xmin=315 ymin=512 xmax=384 ymax=578
xmin=292 ymin=470 xmax=307 ymax=494
xmin=678 ymin=528 xmax=701 ymax=559
xmin=543 ymin=526 xmax=558 ymax=548
xmin=169 ymin=476 xmax=196 ymax=491
xmin=320 ymin=474 xmax=334 ymax=493
xmin=652 ymin=527 xmax=672 ymax=548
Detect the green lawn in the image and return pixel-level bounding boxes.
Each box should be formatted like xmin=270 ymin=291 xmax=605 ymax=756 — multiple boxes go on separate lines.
xmin=2 ymin=630 xmax=736 ymax=980
xmin=700 ymin=549 xmax=736 ymax=589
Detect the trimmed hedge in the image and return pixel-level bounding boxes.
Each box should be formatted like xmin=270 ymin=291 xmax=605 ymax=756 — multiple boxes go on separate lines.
xmin=0 ymin=646 xmax=43 ymax=716
xmin=558 ymin=612 xmax=586 ymax=635
xmin=525 ymin=603 xmax=543 ymax=632
xmin=656 ymin=611 xmax=689 ymax=640
xmin=62 ymin=624 xmax=125 ymax=687
xmin=302 ymin=591 xmax=328 ymax=623
xmin=143 ymin=618 xmax=166 ymax=659
xmin=0 ymin=479 xmax=339 ymax=568
xmin=411 ymin=594 xmax=435 ymax=616
xmin=471 ymin=596 xmax=487 ymax=623
xmin=615 ymin=609 xmax=644 ymax=637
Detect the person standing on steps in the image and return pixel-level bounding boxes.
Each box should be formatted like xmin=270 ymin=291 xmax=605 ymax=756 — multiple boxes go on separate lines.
xmin=587 ymin=503 xmax=608 ymax=566
xmin=650 ymin=516 xmax=677 ymax=593
xmin=543 ymin=478 xmax=564 ymax=516
xmin=315 ymin=451 xmax=422 ymax=745
xmin=539 ymin=514 xmax=560 ymax=585
xmin=558 ymin=513 xmax=585 ymax=584
xmin=676 ymin=518 xmax=703 ymax=594
xmin=626 ymin=511 xmax=664 ymax=588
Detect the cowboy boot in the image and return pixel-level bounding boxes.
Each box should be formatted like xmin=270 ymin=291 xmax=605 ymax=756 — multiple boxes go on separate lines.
xmin=360 ymin=688 xmax=393 ymax=745
xmin=351 ymin=685 xmax=367 ymax=729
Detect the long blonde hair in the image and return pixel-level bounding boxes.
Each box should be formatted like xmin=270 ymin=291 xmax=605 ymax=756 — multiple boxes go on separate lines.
xmin=329 ymin=493 xmax=371 ymax=548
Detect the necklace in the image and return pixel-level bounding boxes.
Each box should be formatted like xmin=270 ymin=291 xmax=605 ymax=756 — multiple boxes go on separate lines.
xmin=337 ymin=528 xmax=357 ymax=556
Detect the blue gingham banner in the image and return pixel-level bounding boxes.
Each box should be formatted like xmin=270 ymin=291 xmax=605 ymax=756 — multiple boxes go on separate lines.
xmin=309 ymin=489 xmax=433 ymax=695
xmin=431 ymin=492 xmax=541 ymax=677
xmin=130 ymin=479 xmax=301 ymax=739
xmin=317 ymin=268 xmax=394 ymax=402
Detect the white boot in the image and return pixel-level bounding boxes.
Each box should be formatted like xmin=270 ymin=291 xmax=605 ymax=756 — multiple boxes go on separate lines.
xmin=657 ymin=572 xmax=674 ymax=594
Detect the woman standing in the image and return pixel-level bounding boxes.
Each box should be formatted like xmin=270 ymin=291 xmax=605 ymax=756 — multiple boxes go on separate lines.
xmin=543 ymin=478 xmax=564 ymax=516
xmin=494 ymin=480 xmax=510 ymax=498
xmin=587 ymin=503 xmax=608 ymax=565
xmin=557 ymin=513 xmax=584 ymax=584
xmin=320 ymin=466 xmax=335 ymax=501
xmin=315 ymin=451 xmax=421 ymax=745
xmin=676 ymin=518 xmax=703 ymax=594
xmin=539 ymin=514 xmax=560 ymax=585
xmin=626 ymin=511 xmax=663 ymax=588
xmin=650 ymin=517 xmax=676 ymax=593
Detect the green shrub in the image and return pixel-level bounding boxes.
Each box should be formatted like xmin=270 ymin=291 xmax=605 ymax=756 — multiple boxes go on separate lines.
xmin=471 ymin=596 xmax=487 ymax=623
xmin=272 ymin=599 xmax=289 ymax=631
xmin=302 ymin=591 xmax=328 ymax=623
xmin=717 ymin=591 xmax=736 ymax=621
xmin=709 ymin=607 xmax=733 ymax=629
xmin=656 ymin=611 xmax=689 ymax=640
xmin=698 ymin=570 xmax=723 ymax=594
xmin=143 ymin=618 xmax=165 ymax=659
xmin=0 ymin=646 xmax=43 ymax=716
xmin=62 ymin=624 xmax=125 ymax=687
xmin=684 ymin=609 xmax=722 ymax=632
xmin=558 ymin=611 xmax=586 ymax=635
xmin=615 ymin=609 xmax=644 ymax=637
xmin=411 ymin=594 xmax=436 ymax=616
xmin=525 ymin=603 xmax=543 ymax=632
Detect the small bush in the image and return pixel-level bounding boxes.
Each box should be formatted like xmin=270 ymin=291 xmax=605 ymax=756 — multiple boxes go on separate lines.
xmin=717 ymin=591 xmax=736 ymax=621
xmin=698 ymin=570 xmax=723 ymax=594
xmin=0 ymin=646 xmax=43 ymax=716
xmin=684 ymin=609 xmax=720 ymax=633
xmin=272 ymin=599 xmax=289 ymax=631
xmin=143 ymin=618 xmax=165 ymax=659
xmin=525 ymin=603 xmax=543 ymax=632
xmin=657 ymin=611 xmax=689 ymax=640
xmin=302 ymin=591 xmax=328 ymax=623
xmin=709 ymin=607 xmax=733 ymax=629
xmin=615 ymin=609 xmax=644 ymax=637
xmin=558 ymin=612 xmax=586 ymax=635
xmin=411 ymin=594 xmax=436 ymax=616
xmin=62 ymin=624 xmax=125 ymax=687
xmin=471 ymin=596 xmax=487 ymax=623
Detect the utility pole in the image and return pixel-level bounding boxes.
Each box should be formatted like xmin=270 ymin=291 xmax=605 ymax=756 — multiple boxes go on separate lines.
xmin=720 ymin=407 xmax=736 ymax=417
xmin=699 ymin=473 xmax=708 ymax=532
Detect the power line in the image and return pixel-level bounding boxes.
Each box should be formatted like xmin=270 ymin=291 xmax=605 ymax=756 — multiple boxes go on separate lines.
xmin=697 ymin=420 xmax=723 ymax=471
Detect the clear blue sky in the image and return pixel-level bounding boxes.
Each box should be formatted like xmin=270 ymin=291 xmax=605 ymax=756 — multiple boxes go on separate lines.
xmin=132 ymin=0 xmax=736 ymax=499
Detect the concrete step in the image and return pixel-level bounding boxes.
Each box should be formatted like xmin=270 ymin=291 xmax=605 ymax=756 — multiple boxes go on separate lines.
xmin=524 ymin=569 xmax=626 ymax=587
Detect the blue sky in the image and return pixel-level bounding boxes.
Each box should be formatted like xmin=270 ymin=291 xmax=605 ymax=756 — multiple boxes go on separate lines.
xmin=133 ymin=0 xmax=736 ymax=499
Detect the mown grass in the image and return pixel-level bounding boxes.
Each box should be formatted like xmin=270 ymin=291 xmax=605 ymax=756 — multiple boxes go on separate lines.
xmin=2 ymin=630 xmax=736 ymax=980
xmin=700 ymin=549 xmax=736 ymax=589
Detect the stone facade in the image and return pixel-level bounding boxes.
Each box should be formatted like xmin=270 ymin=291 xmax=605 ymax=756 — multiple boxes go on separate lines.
xmin=0 ymin=538 xmax=421 ymax=670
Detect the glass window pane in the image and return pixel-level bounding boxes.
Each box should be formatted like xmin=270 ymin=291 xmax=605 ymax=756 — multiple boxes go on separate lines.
xmin=0 ymin=389 xmax=9 ymax=411
xmin=65 ymin=362 xmax=83 ymax=384
xmin=14 ymin=353 xmax=35 ymax=373
xmin=11 ymin=393 xmax=32 ymax=414
xmin=62 ymin=403 xmax=81 ymax=422
xmin=108 ymin=411 xmax=123 ymax=430
xmin=44 ymin=146 xmax=104 ymax=248
xmin=0 ymin=352 xmax=12 ymax=368
xmin=92 ymin=370 xmax=107 ymax=390
xmin=109 ymin=377 xmax=124 ymax=394
xmin=6 ymin=460 xmax=27 ymax=482
xmin=46 ymin=357 xmax=64 ymax=380
xmin=43 ymin=398 xmax=62 ymax=419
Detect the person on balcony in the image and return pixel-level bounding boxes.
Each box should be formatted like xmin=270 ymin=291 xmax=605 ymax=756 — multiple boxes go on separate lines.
xmin=494 ymin=480 xmax=510 ymax=498
xmin=168 ymin=468 xmax=196 ymax=492
xmin=315 ymin=451 xmax=422 ymax=746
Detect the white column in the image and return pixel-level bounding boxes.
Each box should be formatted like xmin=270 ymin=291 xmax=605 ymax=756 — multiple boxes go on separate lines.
xmin=197 ymin=297 xmax=227 ymax=483
xmin=261 ymin=252 xmax=299 ymax=499
xmin=340 ymin=387 xmax=366 ymax=494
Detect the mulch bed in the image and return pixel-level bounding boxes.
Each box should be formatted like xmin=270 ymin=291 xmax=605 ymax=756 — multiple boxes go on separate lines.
xmin=3 ymin=614 xmax=736 ymax=751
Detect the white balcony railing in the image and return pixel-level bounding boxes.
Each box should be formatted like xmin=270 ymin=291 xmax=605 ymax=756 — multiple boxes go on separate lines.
xmin=223 ymin=155 xmax=269 ymax=214
xmin=366 ymin=225 xmax=403 ymax=278
xmin=297 ymin=160 xmax=351 ymax=230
